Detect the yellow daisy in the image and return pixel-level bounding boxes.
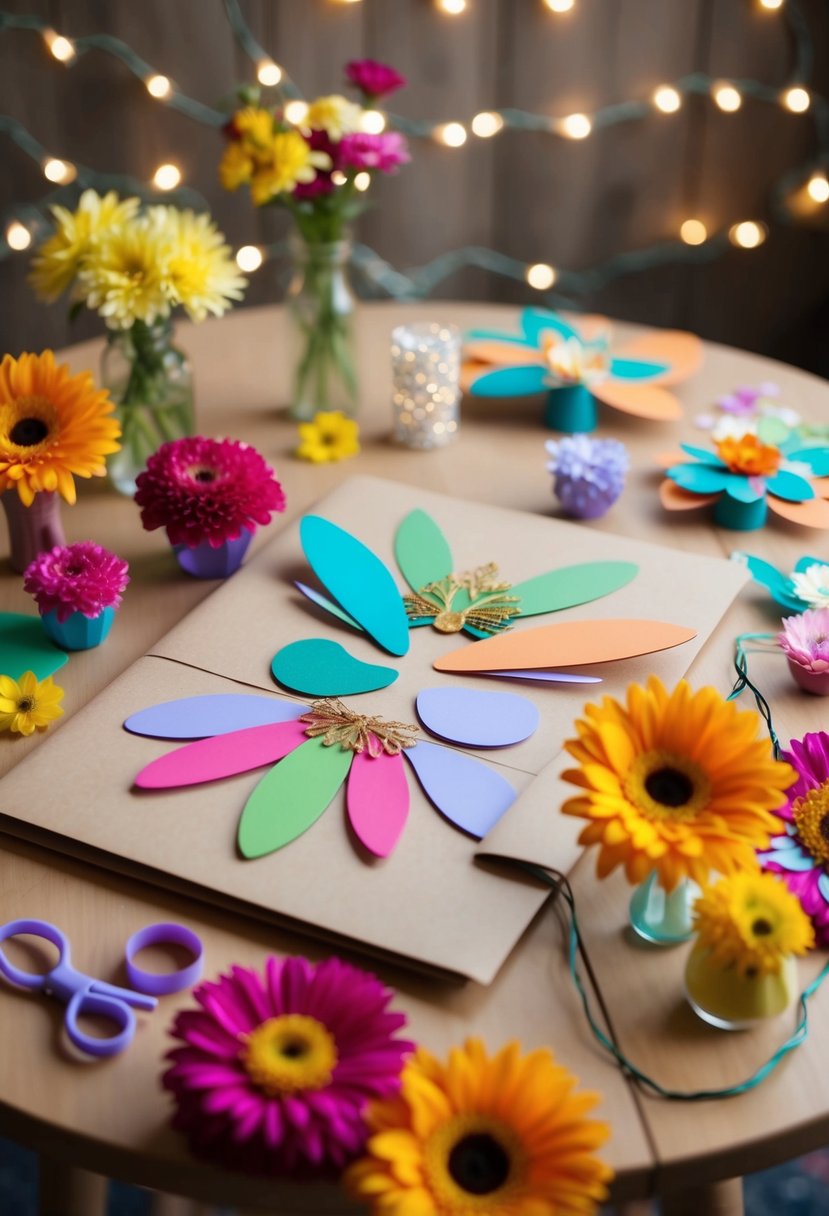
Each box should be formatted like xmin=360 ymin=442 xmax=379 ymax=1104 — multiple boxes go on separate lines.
xmin=29 ymin=190 xmax=140 ymax=302
xmin=151 ymin=207 xmax=246 ymax=323
xmin=0 ymin=351 xmax=121 ymax=505
xmin=345 ymin=1038 xmax=612 ymax=1216
xmin=296 ymin=411 xmax=360 ymax=463
xmin=561 ymin=677 xmax=795 ymax=891
xmin=77 ymin=219 xmax=173 ymax=329
xmin=693 ymin=872 xmax=814 ymax=976
xmin=0 ymin=671 xmax=64 ymax=736
xmin=304 ymin=94 xmax=363 ymax=140
xmin=251 ymin=131 xmax=331 ymax=206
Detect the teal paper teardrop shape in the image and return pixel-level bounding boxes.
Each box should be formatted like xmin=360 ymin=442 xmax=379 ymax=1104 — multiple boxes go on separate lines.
xmin=272 ymin=639 xmax=398 ymax=697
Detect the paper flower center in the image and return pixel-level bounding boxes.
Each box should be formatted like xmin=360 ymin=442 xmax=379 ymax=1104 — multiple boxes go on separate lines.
xmin=715 ymin=434 xmax=781 ymax=477
xmin=424 ymin=1114 xmax=525 ymax=1209
xmin=793 ymin=783 xmax=829 ymax=865
xmin=624 ymin=750 xmax=712 ymax=821
xmin=540 ymin=333 xmax=609 ymax=386
xmin=239 ymin=1014 xmax=338 ymax=1095
xmin=301 ymin=698 xmax=418 ymax=757
xmin=404 ymin=563 xmax=520 ymax=636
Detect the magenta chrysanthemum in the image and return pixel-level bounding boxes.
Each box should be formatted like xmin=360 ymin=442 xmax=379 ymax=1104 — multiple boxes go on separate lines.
xmin=344 ymin=59 xmax=407 ymax=101
xmin=778 ymin=608 xmax=829 ymax=673
xmin=339 ymin=132 xmax=410 ymax=174
xmin=163 ymin=955 xmax=413 ymax=1176
xmin=23 ymin=541 xmax=129 ymax=622
xmin=135 ymin=436 xmax=286 ymax=549
xmin=759 ymin=732 xmax=829 ymax=945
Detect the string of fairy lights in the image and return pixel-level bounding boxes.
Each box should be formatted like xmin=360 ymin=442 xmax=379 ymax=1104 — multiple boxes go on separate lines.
xmin=1 ymin=0 xmax=827 ymax=303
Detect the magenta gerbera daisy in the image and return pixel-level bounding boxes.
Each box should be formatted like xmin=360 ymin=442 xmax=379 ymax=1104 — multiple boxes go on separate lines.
xmin=163 ymin=955 xmax=413 ymax=1176
xmin=135 ymin=436 xmax=286 ymax=549
xmin=23 ymin=541 xmax=129 ymax=622
xmin=759 ymin=731 xmax=829 ymax=945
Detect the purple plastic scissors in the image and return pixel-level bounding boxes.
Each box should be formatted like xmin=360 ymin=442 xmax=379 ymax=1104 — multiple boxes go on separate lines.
xmin=0 ymin=918 xmax=158 ymax=1058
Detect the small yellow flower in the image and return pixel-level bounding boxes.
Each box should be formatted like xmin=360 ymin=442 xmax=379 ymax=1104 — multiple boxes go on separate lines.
xmin=304 ymin=94 xmax=363 ymax=140
xmin=251 ymin=131 xmax=330 ymax=205
xmin=233 ymin=106 xmax=277 ymax=149
xmin=29 ymin=190 xmax=140 ymax=302
xmin=219 ymin=141 xmax=254 ymax=191
xmin=693 ymin=872 xmax=814 ymax=976
xmin=0 ymin=671 xmax=64 ymax=737
xmin=296 ymin=411 xmax=360 ymax=464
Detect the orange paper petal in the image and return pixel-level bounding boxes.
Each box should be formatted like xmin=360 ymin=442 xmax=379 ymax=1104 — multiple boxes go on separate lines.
xmin=614 ymin=331 xmax=703 ymax=385
xmin=767 ymin=495 xmax=829 ymax=529
xmin=654 ymin=449 xmax=688 ymax=469
xmin=659 ymin=480 xmax=718 ymax=511
xmin=593 ymin=381 xmax=683 ymax=421
xmin=432 ymin=618 xmax=697 ymax=673
xmin=462 ymin=340 xmax=544 ymax=367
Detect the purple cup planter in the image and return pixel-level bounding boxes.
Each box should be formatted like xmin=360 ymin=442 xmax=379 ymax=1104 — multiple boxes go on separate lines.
xmin=172 ymin=528 xmax=253 ymax=579
xmin=40 ymin=605 xmax=116 ymax=651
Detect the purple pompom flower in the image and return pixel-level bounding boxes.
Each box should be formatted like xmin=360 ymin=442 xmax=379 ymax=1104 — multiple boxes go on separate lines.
xmin=345 ymin=59 xmax=407 ymax=102
xmin=23 ymin=542 xmax=129 ymax=622
xmin=545 ymin=434 xmax=629 ymax=520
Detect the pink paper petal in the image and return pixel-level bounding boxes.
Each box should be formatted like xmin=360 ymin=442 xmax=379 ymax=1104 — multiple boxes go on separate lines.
xmin=346 ymin=747 xmax=410 ymax=857
xmin=135 ymin=720 xmax=308 ymax=790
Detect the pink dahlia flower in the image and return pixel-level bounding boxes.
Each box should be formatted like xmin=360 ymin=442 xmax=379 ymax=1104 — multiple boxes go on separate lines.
xmin=23 ymin=542 xmax=129 ymax=622
xmin=759 ymin=732 xmax=829 ymax=945
xmin=135 ymin=437 xmax=286 ymax=549
xmin=345 ymin=59 xmax=407 ymax=101
xmin=339 ymin=131 xmax=410 ymax=174
xmin=163 ymin=956 xmax=413 ymax=1176
xmin=778 ymin=608 xmax=829 ymax=673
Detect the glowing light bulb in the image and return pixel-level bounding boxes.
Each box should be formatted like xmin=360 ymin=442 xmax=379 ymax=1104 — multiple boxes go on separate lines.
xmin=471 ymin=111 xmax=504 ymax=137
xmin=354 ymin=172 xmax=371 ymax=191
xmin=44 ymin=31 xmax=76 ymax=62
xmin=435 ymin=122 xmax=467 ymax=147
xmin=713 ymin=83 xmax=742 ymax=112
xmin=526 ymin=263 xmax=556 ymax=290
xmin=146 ymin=74 xmax=172 ymax=99
xmin=543 ymin=0 xmax=575 ymax=10
xmin=680 ymin=219 xmax=708 ymax=245
xmin=783 ymin=86 xmax=810 ymax=113
xmin=559 ymin=113 xmax=592 ymax=139
xmin=807 ymin=174 xmax=829 ymax=203
xmin=236 ymin=245 xmax=263 ymax=272
xmin=759 ymin=0 xmax=783 ymax=9
xmin=653 ymin=86 xmax=681 ymax=113
xmin=42 ymin=158 xmax=76 ymax=184
xmin=284 ymin=100 xmax=309 ymax=126
xmin=360 ymin=109 xmax=386 ymax=134
xmin=6 ymin=222 xmax=31 ymax=252
xmin=729 ymin=221 xmax=766 ymax=248
xmin=153 ymin=162 xmax=182 ymax=191
xmin=256 ymin=60 xmax=282 ymax=87
xmin=436 ymin=0 xmax=467 ymax=12
xmin=331 ymin=170 xmax=347 ymax=186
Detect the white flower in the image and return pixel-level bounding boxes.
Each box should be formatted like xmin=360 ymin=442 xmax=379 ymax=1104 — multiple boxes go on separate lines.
xmin=791 ymin=563 xmax=829 ymax=609
xmin=710 ymin=416 xmax=757 ymax=442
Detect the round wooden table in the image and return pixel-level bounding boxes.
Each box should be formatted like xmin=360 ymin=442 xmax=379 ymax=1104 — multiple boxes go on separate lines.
xmin=2 ymin=303 xmax=828 ymax=1216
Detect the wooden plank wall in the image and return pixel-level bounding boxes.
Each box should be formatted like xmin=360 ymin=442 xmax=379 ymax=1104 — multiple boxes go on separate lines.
xmin=1 ymin=0 xmax=828 ymax=375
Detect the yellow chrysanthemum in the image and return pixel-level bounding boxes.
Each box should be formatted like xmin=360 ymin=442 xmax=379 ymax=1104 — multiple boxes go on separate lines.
xmin=77 ymin=220 xmax=173 ymax=329
xmin=149 ymin=207 xmax=246 ymax=323
xmin=561 ymin=677 xmax=795 ymax=892
xmin=234 ymin=106 xmax=278 ymax=148
xmin=29 ymin=190 xmax=140 ymax=302
xmin=296 ymin=411 xmax=360 ymax=463
xmin=345 ymin=1038 xmax=612 ymax=1216
xmin=252 ymin=131 xmax=330 ymax=205
xmin=0 ymin=351 xmax=121 ymax=505
xmin=0 ymin=671 xmax=64 ymax=736
xmin=219 ymin=140 xmax=255 ymax=191
xmin=304 ymin=94 xmax=363 ymax=140
xmin=693 ymin=872 xmax=814 ymax=976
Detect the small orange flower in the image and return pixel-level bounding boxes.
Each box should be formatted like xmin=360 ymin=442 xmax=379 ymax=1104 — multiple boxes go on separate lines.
xmin=715 ymin=433 xmax=781 ymax=477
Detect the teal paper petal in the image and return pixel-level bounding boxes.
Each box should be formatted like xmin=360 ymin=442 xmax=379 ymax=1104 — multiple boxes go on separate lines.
xmin=464 ymin=328 xmax=538 ymax=351
xmin=738 ymin=554 xmax=803 ymax=611
xmin=609 ymin=357 xmax=669 ymax=382
xmin=757 ymin=415 xmax=792 ymax=446
xmin=511 ymin=561 xmax=638 ymax=618
xmin=0 ymin=612 xmax=68 ymax=682
xmin=238 ymin=737 xmax=351 ymax=858
xmin=766 ymin=470 xmax=816 ymax=503
xmin=786 ymin=447 xmax=829 ymax=476
xmin=724 ymin=474 xmax=765 ymax=503
xmin=794 ymin=555 xmax=828 ymax=574
xmin=520 ymin=307 xmax=578 ymax=345
xmin=394 ymin=509 xmax=453 ymax=593
xmin=300 ymin=515 xmax=410 ymax=656
xmin=272 ymin=639 xmax=398 ymax=697
xmin=469 ymin=365 xmax=549 ymax=398
xmin=667 ymin=464 xmax=730 ymax=494
xmin=679 ymin=444 xmax=727 ymax=467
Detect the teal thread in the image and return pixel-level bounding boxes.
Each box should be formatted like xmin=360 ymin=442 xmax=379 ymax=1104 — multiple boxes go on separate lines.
xmin=727 ymin=632 xmax=781 ymax=757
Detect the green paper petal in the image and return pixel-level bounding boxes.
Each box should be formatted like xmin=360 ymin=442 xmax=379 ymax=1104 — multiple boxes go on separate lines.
xmin=757 ymin=415 xmax=792 ymax=446
xmin=511 ymin=562 xmax=638 ymax=618
xmin=394 ymin=510 xmax=453 ymax=593
xmin=272 ymin=639 xmax=398 ymax=697
xmin=0 ymin=612 xmax=68 ymax=682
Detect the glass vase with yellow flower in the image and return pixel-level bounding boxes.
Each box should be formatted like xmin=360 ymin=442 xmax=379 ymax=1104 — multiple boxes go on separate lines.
xmin=219 ymin=61 xmax=410 ymax=421
xmin=30 ymin=193 xmax=246 ymax=495
xmin=561 ymin=677 xmax=795 ymax=944
xmin=685 ymin=872 xmax=814 ymax=1029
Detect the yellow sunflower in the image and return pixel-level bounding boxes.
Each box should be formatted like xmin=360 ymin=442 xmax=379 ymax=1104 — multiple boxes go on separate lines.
xmin=692 ymin=872 xmax=814 ymax=977
xmin=296 ymin=411 xmax=360 ymax=463
xmin=561 ymin=677 xmax=795 ymax=891
xmin=0 ymin=671 xmax=64 ymax=736
xmin=29 ymin=190 xmax=140 ymax=302
xmin=150 ymin=207 xmax=246 ymax=323
xmin=344 ymin=1038 xmax=612 ymax=1216
xmin=77 ymin=219 xmax=173 ymax=329
xmin=0 ymin=351 xmax=121 ymax=505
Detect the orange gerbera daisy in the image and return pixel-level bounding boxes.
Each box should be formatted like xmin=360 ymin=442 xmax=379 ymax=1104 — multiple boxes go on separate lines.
xmin=345 ymin=1038 xmax=612 ymax=1216
xmin=561 ymin=677 xmax=795 ymax=891
xmin=0 ymin=351 xmax=121 ymax=506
